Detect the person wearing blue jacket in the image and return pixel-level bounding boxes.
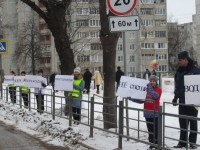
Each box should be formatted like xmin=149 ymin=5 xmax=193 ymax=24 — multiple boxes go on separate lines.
xmin=172 ymin=51 xmax=200 ymax=149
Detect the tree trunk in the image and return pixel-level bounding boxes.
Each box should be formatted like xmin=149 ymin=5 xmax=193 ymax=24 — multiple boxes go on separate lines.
xmin=47 ymin=6 xmax=75 ymax=75
xmin=99 ymin=0 xmax=119 ymax=129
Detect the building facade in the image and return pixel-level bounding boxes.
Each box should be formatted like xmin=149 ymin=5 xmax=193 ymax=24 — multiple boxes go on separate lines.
xmin=193 ymin=0 xmax=200 ymax=64
xmin=1 ymin=0 xmax=168 ymax=76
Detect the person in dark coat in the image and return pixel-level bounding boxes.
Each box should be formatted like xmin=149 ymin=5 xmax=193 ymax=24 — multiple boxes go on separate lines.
xmin=83 ymin=68 xmax=92 ymax=94
xmin=49 ymin=72 xmax=56 ymax=90
xmin=115 ymin=66 xmax=124 ymax=91
xmin=143 ymin=69 xmax=151 ymax=79
xmin=172 ymin=51 xmax=200 ymax=149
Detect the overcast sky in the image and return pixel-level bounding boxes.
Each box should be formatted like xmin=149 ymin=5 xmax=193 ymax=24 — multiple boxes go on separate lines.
xmin=167 ymin=0 xmax=196 ymax=24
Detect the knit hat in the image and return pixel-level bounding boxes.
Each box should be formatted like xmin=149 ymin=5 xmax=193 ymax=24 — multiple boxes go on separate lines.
xmin=74 ymin=67 xmax=81 ymax=73
xmin=178 ymin=51 xmax=189 ymax=59
xmin=149 ymin=75 xmax=158 ymax=82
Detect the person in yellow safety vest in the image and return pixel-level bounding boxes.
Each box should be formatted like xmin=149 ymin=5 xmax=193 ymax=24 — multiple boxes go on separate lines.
xmin=20 ymin=71 xmax=29 ymax=108
xmin=8 ymin=71 xmax=16 ymax=103
xmin=71 ymin=67 xmax=85 ymax=125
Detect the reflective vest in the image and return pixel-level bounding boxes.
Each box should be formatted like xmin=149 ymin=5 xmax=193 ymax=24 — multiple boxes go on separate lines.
xmin=20 ymin=85 xmax=29 ymax=93
xmin=72 ymin=78 xmax=83 ymax=98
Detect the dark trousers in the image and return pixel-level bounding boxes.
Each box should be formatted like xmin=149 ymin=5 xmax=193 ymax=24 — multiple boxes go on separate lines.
xmin=35 ymin=95 xmax=44 ymax=112
xmin=178 ymin=105 xmax=198 ymax=146
xmin=85 ymin=81 xmax=91 ymax=93
xmin=145 ymin=117 xmax=158 ymax=144
xmin=96 ymin=85 xmax=100 ymax=91
xmin=116 ymin=81 xmax=120 ymax=91
xmin=72 ymin=107 xmax=81 ymax=121
xmin=22 ymin=93 xmax=29 ymax=107
xmin=9 ymin=87 xmax=16 ymax=103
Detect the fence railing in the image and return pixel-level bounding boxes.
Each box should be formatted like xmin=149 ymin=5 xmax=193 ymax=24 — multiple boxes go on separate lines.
xmin=0 ymin=85 xmax=199 ymax=150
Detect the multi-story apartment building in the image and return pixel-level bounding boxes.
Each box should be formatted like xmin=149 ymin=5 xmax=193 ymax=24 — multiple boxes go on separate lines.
xmin=193 ymin=0 xmax=200 ymax=64
xmin=1 ymin=0 xmax=168 ymax=76
xmin=138 ymin=0 xmax=168 ymax=73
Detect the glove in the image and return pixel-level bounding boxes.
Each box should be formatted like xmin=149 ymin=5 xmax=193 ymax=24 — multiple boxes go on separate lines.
xmin=172 ymin=98 xmax=178 ymax=106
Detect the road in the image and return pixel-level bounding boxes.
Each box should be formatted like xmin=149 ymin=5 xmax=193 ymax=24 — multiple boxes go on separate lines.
xmin=0 ymin=121 xmax=69 ymax=150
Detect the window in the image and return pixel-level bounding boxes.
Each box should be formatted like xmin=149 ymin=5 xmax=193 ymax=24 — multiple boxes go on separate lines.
xmin=76 ymin=43 xmax=90 ymax=50
xmin=130 ymin=44 xmax=134 ymax=50
xmin=156 ymin=54 xmax=167 ymax=60
xmin=158 ymin=65 xmax=167 ymax=72
xmin=90 ymin=8 xmax=99 ymax=14
xmin=76 ymin=20 xmax=89 ymax=27
xmin=39 ymin=23 xmax=47 ymax=30
xmin=40 ymin=57 xmax=50 ymax=63
xmin=129 ymin=33 xmax=135 ymax=39
xmin=117 ymin=44 xmax=123 ymax=51
xmin=155 ymin=8 xmax=166 ymax=15
xmin=40 ymin=34 xmax=51 ymax=42
xmin=140 ymin=8 xmax=154 ymax=15
xmin=77 ymin=55 xmax=90 ymax=62
xmin=91 ymin=43 xmax=102 ymax=50
xmin=91 ymin=55 xmax=103 ymax=62
xmin=130 ymin=55 xmax=135 ymax=62
xmin=141 ymin=43 xmax=154 ymax=49
xmin=155 ymin=31 xmax=166 ymax=37
xmin=77 ymin=32 xmax=89 ymax=39
xmin=156 ymin=43 xmax=166 ymax=49
xmin=89 ymin=19 xmax=100 ymax=27
xmin=118 ymin=56 xmax=123 ymax=62
xmin=142 ymin=54 xmax=155 ymax=60
xmin=76 ymin=8 xmax=89 ymax=15
xmin=155 ymin=20 xmax=166 ymax=26
xmin=140 ymin=0 xmax=155 ymax=4
xmin=89 ymin=31 xmax=100 ymax=38
xmin=143 ymin=20 xmax=154 ymax=26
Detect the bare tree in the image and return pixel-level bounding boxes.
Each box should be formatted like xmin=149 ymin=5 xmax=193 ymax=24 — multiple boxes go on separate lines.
xmin=168 ymin=23 xmax=194 ymax=71
xmin=99 ymin=1 xmax=120 ymax=129
xmin=15 ymin=14 xmax=42 ymax=74
xmin=20 ymin=0 xmax=75 ymax=75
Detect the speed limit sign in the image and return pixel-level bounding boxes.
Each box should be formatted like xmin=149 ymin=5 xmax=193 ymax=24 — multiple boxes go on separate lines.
xmin=107 ymin=0 xmax=137 ymax=16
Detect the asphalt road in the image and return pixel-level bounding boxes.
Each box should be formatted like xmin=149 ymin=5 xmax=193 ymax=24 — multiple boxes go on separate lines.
xmin=0 ymin=121 xmax=69 ymax=150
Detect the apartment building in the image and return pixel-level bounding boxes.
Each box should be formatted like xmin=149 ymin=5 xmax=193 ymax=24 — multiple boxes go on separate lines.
xmin=2 ymin=0 xmax=168 ymax=75
xmin=193 ymin=0 xmax=200 ymax=64
xmin=138 ymin=0 xmax=168 ymax=73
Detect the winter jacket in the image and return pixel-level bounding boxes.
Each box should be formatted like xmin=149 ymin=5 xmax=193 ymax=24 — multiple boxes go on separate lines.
xmin=116 ymin=70 xmax=124 ymax=83
xmin=144 ymin=84 xmax=162 ymax=118
xmin=92 ymin=70 xmax=103 ymax=85
xmin=83 ymin=70 xmax=92 ymax=83
xmin=174 ymin=59 xmax=200 ymax=104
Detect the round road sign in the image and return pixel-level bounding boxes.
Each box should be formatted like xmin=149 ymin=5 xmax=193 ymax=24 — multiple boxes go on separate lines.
xmin=107 ymin=0 xmax=137 ymax=16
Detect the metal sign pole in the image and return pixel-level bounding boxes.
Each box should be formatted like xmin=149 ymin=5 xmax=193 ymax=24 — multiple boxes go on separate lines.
xmin=123 ymin=32 xmax=126 ymax=75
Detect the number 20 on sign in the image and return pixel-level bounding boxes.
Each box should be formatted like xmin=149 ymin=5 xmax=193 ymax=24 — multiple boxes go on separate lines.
xmin=107 ymin=0 xmax=137 ymax=16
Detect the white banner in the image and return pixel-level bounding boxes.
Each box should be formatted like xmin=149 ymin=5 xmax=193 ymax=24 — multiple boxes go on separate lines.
xmin=185 ymin=75 xmax=200 ymax=105
xmin=116 ymin=76 xmax=149 ymax=100
xmin=54 ymin=75 xmax=74 ymax=91
xmin=24 ymin=75 xmax=45 ymax=88
xmin=3 ymin=75 xmax=14 ymax=84
xmin=14 ymin=76 xmax=25 ymax=86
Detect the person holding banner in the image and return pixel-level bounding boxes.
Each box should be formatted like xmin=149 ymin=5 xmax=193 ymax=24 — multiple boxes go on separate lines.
xmin=144 ymin=75 xmax=162 ymax=150
xmin=34 ymin=69 xmax=47 ymax=113
xmin=70 ymin=67 xmax=84 ymax=124
xmin=172 ymin=51 xmax=200 ymax=149
xmin=8 ymin=71 xmax=16 ymax=103
xmin=20 ymin=71 xmax=29 ymax=108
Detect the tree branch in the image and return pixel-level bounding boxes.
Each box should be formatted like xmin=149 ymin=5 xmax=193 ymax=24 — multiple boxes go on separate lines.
xmin=20 ymin=0 xmax=49 ymax=22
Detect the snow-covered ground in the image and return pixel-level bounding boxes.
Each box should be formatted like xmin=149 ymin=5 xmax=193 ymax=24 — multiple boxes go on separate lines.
xmin=0 ymin=78 xmax=200 ymax=150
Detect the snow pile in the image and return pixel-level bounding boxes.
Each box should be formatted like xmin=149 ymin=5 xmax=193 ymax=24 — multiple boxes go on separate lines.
xmin=0 ymin=101 xmax=85 ymax=150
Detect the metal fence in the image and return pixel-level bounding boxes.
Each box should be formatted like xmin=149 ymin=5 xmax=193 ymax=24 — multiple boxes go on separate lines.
xmin=0 ymin=85 xmax=200 ymax=150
